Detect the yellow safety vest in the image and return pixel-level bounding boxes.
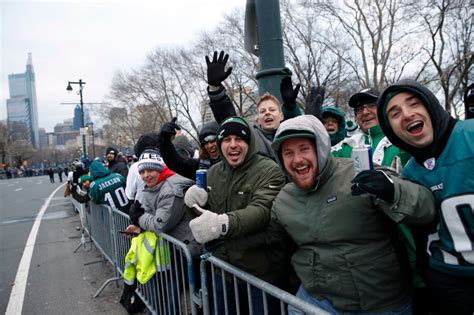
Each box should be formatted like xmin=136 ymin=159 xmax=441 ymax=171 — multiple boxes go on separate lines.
xmin=123 ymin=231 xmax=170 ymax=285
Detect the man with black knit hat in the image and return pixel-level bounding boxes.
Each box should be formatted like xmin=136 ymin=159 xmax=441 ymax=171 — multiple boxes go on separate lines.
xmin=377 ymin=79 xmax=474 ymax=314
xmin=184 ymin=116 xmax=288 ymax=314
xmin=158 ymin=119 xmax=220 ymax=180
xmin=105 ymin=146 xmax=129 ymax=178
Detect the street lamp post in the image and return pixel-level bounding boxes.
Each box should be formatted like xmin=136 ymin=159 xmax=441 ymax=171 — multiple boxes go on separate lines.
xmin=87 ymin=122 xmax=96 ymax=159
xmin=66 ymin=79 xmax=87 ymax=159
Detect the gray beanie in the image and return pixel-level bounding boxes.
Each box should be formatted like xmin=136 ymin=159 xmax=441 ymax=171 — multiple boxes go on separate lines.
xmin=138 ymin=149 xmax=165 ymax=173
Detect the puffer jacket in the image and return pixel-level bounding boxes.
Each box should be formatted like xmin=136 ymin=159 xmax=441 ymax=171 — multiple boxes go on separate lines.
xmin=205 ymin=117 xmax=287 ymax=282
xmin=139 ymin=173 xmax=202 ymax=257
xmin=270 ymin=115 xmax=436 ymax=312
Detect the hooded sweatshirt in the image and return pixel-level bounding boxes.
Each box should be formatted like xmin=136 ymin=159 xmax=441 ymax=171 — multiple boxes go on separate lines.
xmin=89 ymin=160 xmax=130 ymax=213
xmin=269 ymin=115 xmax=436 ymax=311
xmin=378 ymin=79 xmax=474 ymax=277
xmin=322 ymin=106 xmax=347 ymax=146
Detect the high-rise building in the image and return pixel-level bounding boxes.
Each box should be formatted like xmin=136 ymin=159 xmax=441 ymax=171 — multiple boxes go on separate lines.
xmin=6 ymin=53 xmax=40 ymax=148
xmin=73 ymin=104 xmax=91 ymax=130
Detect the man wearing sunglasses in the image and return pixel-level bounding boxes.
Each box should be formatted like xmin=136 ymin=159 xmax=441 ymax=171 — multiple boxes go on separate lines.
xmin=333 ymin=88 xmax=410 ymax=167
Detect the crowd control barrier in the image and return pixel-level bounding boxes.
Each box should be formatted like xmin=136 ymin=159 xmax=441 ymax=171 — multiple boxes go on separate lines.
xmin=69 ymin=199 xmax=326 ymax=314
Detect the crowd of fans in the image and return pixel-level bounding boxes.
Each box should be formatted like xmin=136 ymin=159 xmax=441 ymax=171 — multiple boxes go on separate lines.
xmin=65 ymin=51 xmax=473 ymax=315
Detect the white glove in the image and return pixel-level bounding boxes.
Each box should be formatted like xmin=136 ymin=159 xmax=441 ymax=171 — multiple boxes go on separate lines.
xmin=189 ymin=205 xmax=229 ymax=244
xmin=184 ymin=185 xmax=208 ymax=208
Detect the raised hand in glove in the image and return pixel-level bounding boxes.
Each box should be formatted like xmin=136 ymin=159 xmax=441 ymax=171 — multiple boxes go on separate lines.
xmin=160 ymin=117 xmax=181 ymax=143
xmin=184 ymin=185 xmax=208 ymax=208
xmin=280 ymin=77 xmax=301 ymax=111
xmin=205 ymin=51 xmax=233 ymax=86
xmin=351 ymin=170 xmax=395 ymax=203
xmin=129 ymin=200 xmax=145 ymax=226
xmin=305 ymin=85 xmax=325 ymax=120
xmin=189 ymin=205 xmax=229 ymax=244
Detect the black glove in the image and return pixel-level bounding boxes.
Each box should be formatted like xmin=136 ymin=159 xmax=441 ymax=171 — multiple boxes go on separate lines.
xmin=160 ymin=117 xmax=180 ymax=143
xmin=305 ymin=85 xmax=325 ymax=120
xmin=205 ymin=51 xmax=233 ymax=86
xmin=280 ymin=77 xmax=301 ymax=111
xmin=129 ymin=200 xmax=145 ymax=226
xmin=351 ymin=170 xmax=395 ymax=203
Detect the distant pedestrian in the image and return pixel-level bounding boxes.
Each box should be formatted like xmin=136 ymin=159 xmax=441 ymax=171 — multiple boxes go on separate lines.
xmin=48 ymin=167 xmax=55 ymax=183
xmin=57 ymin=168 xmax=63 ymax=183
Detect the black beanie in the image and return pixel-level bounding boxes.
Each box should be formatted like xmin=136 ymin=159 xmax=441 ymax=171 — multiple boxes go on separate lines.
xmin=133 ymin=132 xmax=161 ymax=157
xmin=199 ymin=121 xmax=219 ymax=145
xmin=217 ymin=116 xmax=251 ymax=145
xmin=105 ymin=147 xmax=117 ymax=156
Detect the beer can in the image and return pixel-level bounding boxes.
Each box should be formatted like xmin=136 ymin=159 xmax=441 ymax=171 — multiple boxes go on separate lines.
xmin=352 ymin=146 xmax=373 ymax=176
xmin=196 ymin=169 xmax=207 ymax=190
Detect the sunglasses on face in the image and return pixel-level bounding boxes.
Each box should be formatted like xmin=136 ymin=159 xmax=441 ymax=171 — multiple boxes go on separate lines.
xmin=203 ymin=135 xmax=217 ymax=143
xmin=354 ymin=103 xmax=377 ymax=116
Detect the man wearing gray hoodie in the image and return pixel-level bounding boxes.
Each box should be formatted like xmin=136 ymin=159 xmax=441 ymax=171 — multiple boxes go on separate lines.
xmin=268 ymin=115 xmax=437 ymax=314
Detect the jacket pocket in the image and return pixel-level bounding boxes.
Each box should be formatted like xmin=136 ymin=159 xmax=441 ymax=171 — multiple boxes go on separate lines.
xmin=345 ymin=244 xmax=405 ymax=311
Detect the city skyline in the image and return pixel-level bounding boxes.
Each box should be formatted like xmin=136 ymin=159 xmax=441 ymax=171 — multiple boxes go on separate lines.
xmin=0 ymin=0 xmax=246 ymax=133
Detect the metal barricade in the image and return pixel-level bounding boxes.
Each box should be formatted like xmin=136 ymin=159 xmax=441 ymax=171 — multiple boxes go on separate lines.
xmin=70 ymin=198 xmax=92 ymax=252
xmin=200 ymin=255 xmax=328 ymax=315
xmin=109 ymin=207 xmax=201 ymax=315
xmin=71 ymin=200 xmax=329 ymax=315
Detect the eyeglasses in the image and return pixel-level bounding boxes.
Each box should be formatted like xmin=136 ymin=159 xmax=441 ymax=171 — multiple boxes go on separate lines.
xmin=354 ymin=103 xmax=377 ymax=116
xmin=203 ymin=135 xmax=216 ymax=143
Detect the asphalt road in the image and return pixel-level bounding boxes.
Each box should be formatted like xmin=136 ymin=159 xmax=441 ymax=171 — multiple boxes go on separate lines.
xmin=0 ymin=175 xmax=128 ymax=314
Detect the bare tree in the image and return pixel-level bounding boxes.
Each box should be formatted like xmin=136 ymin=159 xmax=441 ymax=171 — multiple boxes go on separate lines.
xmin=420 ymin=0 xmax=473 ymax=115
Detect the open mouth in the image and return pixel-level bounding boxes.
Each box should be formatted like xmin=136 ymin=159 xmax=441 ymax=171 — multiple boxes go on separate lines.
xmin=295 ymin=165 xmax=310 ymax=176
xmin=228 ymin=151 xmax=241 ymax=161
xmin=264 ymin=117 xmax=274 ymax=124
xmin=407 ymin=121 xmax=424 ymax=135
xmin=326 ymin=127 xmax=336 ymax=132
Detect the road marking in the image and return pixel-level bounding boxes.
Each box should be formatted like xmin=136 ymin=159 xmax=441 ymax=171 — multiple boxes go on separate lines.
xmin=6 ymin=183 xmax=66 ymax=315
xmin=8 ymin=184 xmax=15 ymax=187
xmin=14 ymin=188 xmax=23 ymax=192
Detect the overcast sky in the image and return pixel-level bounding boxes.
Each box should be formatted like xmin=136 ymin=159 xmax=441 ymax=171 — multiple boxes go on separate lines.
xmin=0 ymin=0 xmax=245 ymax=132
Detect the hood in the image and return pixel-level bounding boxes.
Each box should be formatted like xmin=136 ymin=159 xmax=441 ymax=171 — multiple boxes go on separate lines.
xmin=217 ymin=117 xmax=258 ymax=169
xmin=90 ymin=160 xmax=110 ymax=179
xmin=377 ymin=79 xmax=457 ymax=164
xmin=253 ymin=123 xmax=276 ymax=141
xmin=172 ymin=135 xmax=194 ymax=157
xmin=272 ymin=115 xmax=331 ymax=177
xmin=322 ymin=106 xmax=347 ymax=146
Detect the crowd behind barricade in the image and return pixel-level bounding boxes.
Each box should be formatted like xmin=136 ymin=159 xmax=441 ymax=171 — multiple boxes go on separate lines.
xmin=65 ymin=51 xmax=474 ymax=315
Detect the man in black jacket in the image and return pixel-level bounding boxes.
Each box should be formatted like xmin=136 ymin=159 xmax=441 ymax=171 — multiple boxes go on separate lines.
xmin=105 ymin=147 xmax=128 ymax=179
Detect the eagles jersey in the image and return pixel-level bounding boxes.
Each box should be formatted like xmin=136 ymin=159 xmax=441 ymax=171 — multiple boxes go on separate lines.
xmin=89 ymin=160 xmax=131 ymax=213
xmin=403 ymin=120 xmax=474 ymax=276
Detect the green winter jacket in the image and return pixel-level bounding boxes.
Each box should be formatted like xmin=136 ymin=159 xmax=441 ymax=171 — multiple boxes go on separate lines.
xmin=270 ymin=115 xmax=436 ymax=312
xmin=205 ymin=118 xmax=287 ymax=282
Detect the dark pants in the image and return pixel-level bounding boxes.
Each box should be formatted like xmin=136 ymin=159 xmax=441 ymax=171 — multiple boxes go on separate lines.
xmin=426 ymin=267 xmax=474 ymax=314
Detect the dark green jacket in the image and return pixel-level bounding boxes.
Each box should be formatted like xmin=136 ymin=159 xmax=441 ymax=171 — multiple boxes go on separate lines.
xmin=270 ymin=115 xmax=436 ymax=311
xmin=205 ymin=119 xmax=287 ymax=282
